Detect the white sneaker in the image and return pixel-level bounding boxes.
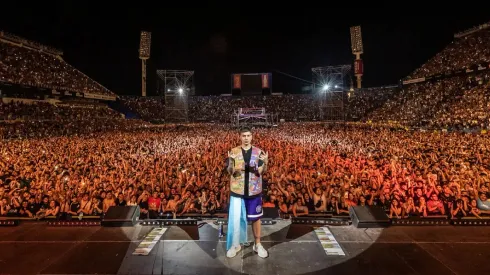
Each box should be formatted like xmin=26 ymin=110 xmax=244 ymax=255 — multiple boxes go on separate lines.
xmin=226 ymin=245 xmax=242 ymax=258
xmin=253 ymin=243 xmax=268 ymax=258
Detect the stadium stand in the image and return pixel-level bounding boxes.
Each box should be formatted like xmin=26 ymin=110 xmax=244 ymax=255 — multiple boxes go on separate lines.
xmin=0 ymin=31 xmax=116 ymax=99
xmin=1 ymin=27 xmax=490 ymax=227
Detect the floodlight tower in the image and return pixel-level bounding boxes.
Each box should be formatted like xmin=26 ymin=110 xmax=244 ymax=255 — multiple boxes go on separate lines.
xmin=312 ymin=65 xmax=351 ymax=121
xmin=350 ymin=26 xmax=364 ymax=89
xmin=139 ymin=31 xmax=151 ymax=97
xmin=156 ymin=70 xmax=195 ymax=122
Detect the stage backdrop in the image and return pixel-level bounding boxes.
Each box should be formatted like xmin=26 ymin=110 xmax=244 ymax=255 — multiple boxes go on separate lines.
xmin=231 ymin=73 xmax=271 ymax=96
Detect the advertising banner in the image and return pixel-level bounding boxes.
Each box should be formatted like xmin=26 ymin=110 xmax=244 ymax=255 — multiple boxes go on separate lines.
xmin=354 ymin=59 xmax=363 ymax=75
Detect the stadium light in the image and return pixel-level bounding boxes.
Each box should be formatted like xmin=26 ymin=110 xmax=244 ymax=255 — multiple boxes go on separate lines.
xmin=322 ymin=84 xmax=329 ymax=91
xmin=350 ymin=26 xmax=363 ymax=54
xmin=178 ymin=88 xmax=183 ymax=93
xmin=139 ymin=31 xmax=151 ymax=97
xmin=139 ymin=31 xmax=151 ymax=59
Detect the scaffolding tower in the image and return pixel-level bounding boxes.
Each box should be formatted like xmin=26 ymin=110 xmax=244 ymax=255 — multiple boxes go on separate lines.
xmin=156 ymin=70 xmax=195 ymax=122
xmin=312 ymin=65 xmax=351 ymax=121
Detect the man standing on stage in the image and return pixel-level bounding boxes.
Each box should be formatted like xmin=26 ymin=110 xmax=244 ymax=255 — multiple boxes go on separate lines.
xmin=226 ymin=126 xmax=269 ymax=258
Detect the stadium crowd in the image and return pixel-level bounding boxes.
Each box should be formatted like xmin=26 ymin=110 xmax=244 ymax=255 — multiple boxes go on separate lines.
xmin=1 ymin=122 xmax=489 ymax=220
xmin=408 ymin=28 xmax=490 ymax=79
xmin=0 ymin=100 xmax=121 ymax=121
xmin=431 ymin=77 xmax=490 ymax=130
xmin=188 ymin=95 xmax=321 ymax=122
xmin=346 ymin=87 xmax=396 ymax=120
xmin=117 ymin=90 xmax=396 ymax=123
xmin=1 ymin=26 xmax=490 ymax=223
xmin=366 ymin=28 xmax=490 ymax=129
xmin=369 ymin=74 xmax=490 ymax=129
xmin=0 ymin=40 xmax=114 ymax=96
xmin=369 ymin=76 xmax=468 ymax=126
xmin=119 ymin=96 xmax=165 ymax=121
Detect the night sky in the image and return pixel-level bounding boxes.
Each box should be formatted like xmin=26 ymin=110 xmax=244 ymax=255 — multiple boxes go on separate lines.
xmin=1 ymin=3 xmax=488 ymax=96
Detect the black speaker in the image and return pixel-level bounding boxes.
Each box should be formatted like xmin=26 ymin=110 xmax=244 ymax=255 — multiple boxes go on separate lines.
xmin=263 ymin=207 xmax=279 ymax=219
xmin=102 ymin=206 xmax=140 ymax=227
xmin=349 ymin=206 xmax=390 ymax=228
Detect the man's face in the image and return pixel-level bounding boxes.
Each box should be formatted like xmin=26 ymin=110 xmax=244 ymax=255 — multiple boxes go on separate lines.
xmin=431 ymin=194 xmax=438 ymax=201
xmin=481 ymin=193 xmax=488 ymax=201
xmin=240 ymin=131 xmax=252 ymax=145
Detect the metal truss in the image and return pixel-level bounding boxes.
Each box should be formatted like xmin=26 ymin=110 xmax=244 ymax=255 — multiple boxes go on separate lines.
xmin=312 ymin=65 xmax=351 ymax=121
xmin=156 ymin=70 xmax=195 ymax=122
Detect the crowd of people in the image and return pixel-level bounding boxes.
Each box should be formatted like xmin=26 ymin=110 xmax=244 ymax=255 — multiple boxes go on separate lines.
xmin=119 ymin=96 xmax=165 ymax=121
xmin=0 ymin=40 xmax=114 ymax=96
xmin=431 ymin=77 xmax=490 ymax=130
xmin=117 ymin=94 xmax=322 ymax=122
xmin=369 ymin=76 xmax=468 ymax=126
xmin=369 ymin=73 xmax=490 ymax=129
xmin=0 ymin=100 xmax=121 ymax=121
xmin=117 ymin=91 xmax=395 ymax=123
xmin=408 ymin=28 xmax=490 ymax=79
xmin=347 ymin=87 xmax=397 ymax=120
xmin=188 ymin=95 xmax=321 ymax=122
xmin=1 ymin=122 xmax=489 ymax=221
xmin=366 ymin=28 xmax=490 ymax=129
xmin=0 ymin=31 xmax=62 ymax=56
xmin=1 ymin=26 xmax=490 ymax=223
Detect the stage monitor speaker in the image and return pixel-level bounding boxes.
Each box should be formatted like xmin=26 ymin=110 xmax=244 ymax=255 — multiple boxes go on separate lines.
xmin=263 ymin=207 xmax=279 ymax=219
xmin=349 ymin=206 xmax=390 ymax=228
xmin=102 ymin=206 xmax=140 ymax=227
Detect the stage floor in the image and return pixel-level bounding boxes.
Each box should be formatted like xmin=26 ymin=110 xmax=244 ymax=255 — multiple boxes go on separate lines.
xmin=0 ymin=220 xmax=489 ymax=274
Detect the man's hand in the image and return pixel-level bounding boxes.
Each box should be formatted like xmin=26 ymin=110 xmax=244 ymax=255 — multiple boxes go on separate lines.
xmin=258 ymin=151 xmax=269 ymax=175
xmin=227 ymin=151 xmax=238 ymax=175
xmin=259 ymin=151 xmax=269 ymax=164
